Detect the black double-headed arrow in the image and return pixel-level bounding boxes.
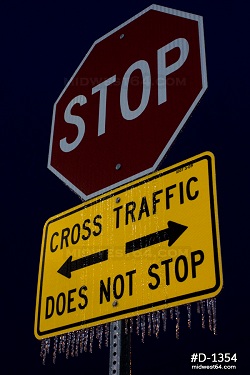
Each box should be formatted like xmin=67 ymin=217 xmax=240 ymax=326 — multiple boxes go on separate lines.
xmin=57 ymin=221 xmax=187 ymax=278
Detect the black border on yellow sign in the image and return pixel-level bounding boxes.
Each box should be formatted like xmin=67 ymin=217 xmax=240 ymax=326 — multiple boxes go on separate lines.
xmin=36 ymin=152 xmax=222 ymax=338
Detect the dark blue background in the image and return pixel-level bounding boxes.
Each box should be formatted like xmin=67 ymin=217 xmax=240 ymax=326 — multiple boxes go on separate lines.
xmin=1 ymin=1 xmax=248 ymax=374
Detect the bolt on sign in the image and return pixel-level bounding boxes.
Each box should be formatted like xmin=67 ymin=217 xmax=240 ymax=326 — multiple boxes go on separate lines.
xmin=48 ymin=4 xmax=207 ymax=200
xmin=34 ymin=152 xmax=223 ymax=340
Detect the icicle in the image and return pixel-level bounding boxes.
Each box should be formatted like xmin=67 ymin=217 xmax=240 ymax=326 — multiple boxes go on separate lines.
xmin=169 ymin=307 xmax=174 ymax=320
xmin=140 ymin=314 xmax=146 ymax=343
xmin=104 ymin=323 xmax=109 ymax=347
xmin=71 ymin=331 xmax=76 ymax=357
xmin=40 ymin=339 xmax=44 ymax=355
xmin=211 ymin=298 xmax=217 ymax=335
xmin=89 ymin=326 xmax=95 ymax=353
xmin=58 ymin=335 xmax=64 ymax=354
xmin=62 ymin=335 xmax=66 ymax=353
xmin=52 ymin=336 xmax=58 ymax=364
xmin=40 ymin=339 xmax=45 ymax=365
xmin=136 ymin=315 xmax=140 ymax=336
xmin=124 ymin=318 xmax=129 ymax=335
xmin=79 ymin=330 xmax=84 ymax=354
xmin=95 ymin=326 xmax=99 ymax=347
xmin=95 ymin=325 xmax=99 ymax=341
xmin=175 ymin=306 xmax=180 ymax=339
xmin=99 ymin=325 xmax=104 ymax=349
xmin=83 ymin=328 xmax=89 ymax=352
xmin=96 ymin=325 xmax=103 ymax=349
xmin=147 ymin=313 xmax=152 ymax=336
xmin=129 ymin=317 xmax=133 ymax=333
xmin=46 ymin=338 xmax=51 ymax=354
xmin=200 ymin=300 xmax=206 ymax=329
xmin=58 ymin=336 xmax=62 ymax=354
xmin=155 ymin=311 xmax=161 ymax=338
xmin=66 ymin=332 xmax=71 ymax=359
xmin=151 ymin=311 xmax=156 ymax=335
xmin=196 ymin=301 xmax=201 ymax=314
xmin=161 ymin=309 xmax=167 ymax=332
xmin=75 ymin=330 xmax=80 ymax=356
xmin=206 ymin=299 xmax=213 ymax=332
xmin=187 ymin=304 xmax=192 ymax=329
xmin=40 ymin=338 xmax=50 ymax=365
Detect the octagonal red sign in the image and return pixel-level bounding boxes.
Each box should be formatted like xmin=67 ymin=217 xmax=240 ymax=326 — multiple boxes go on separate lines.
xmin=48 ymin=4 xmax=207 ymax=200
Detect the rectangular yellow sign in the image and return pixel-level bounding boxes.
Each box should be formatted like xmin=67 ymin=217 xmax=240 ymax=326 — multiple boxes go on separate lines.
xmin=34 ymin=151 xmax=223 ymax=339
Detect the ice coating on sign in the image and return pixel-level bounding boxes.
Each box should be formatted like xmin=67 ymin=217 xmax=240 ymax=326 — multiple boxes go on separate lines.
xmin=40 ymin=298 xmax=217 ymax=364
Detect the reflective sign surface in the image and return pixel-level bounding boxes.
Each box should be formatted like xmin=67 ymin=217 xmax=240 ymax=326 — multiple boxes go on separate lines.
xmin=48 ymin=4 xmax=207 ymax=200
xmin=35 ymin=152 xmax=222 ymax=339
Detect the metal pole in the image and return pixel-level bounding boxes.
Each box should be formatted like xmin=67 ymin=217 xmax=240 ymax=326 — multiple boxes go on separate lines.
xmin=109 ymin=320 xmax=131 ymax=375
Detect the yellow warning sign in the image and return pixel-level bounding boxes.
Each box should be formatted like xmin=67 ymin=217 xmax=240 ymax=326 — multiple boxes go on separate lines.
xmin=34 ymin=151 xmax=223 ymax=339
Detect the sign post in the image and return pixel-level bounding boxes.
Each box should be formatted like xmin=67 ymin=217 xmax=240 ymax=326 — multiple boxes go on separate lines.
xmin=34 ymin=152 xmax=222 ymax=340
xmin=109 ymin=321 xmax=131 ymax=375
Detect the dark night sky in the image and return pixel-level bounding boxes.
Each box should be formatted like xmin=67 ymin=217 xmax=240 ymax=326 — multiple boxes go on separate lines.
xmin=1 ymin=1 xmax=249 ymax=374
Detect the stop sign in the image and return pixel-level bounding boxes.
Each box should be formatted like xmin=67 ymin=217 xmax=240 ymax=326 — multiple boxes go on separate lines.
xmin=48 ymin=4 xmax=207 ymax=200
